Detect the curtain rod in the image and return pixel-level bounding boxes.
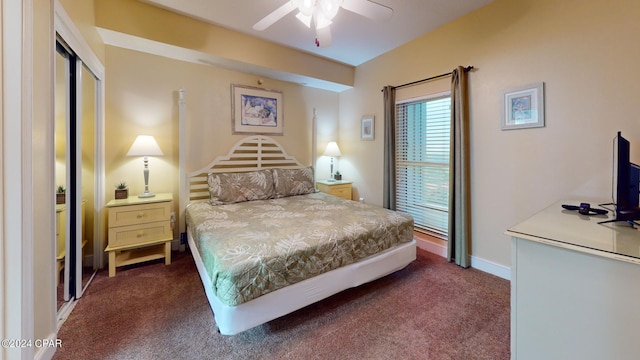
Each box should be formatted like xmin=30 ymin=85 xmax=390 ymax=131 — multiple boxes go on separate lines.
xmin=382 ymin=66 xmax=474 ymax=92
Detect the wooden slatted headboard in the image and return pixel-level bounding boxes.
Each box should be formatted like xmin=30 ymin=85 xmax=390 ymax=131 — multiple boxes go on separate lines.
xmin=185 ymin=135 xmax=306 ymax=204
xmin=177 ymin=89 xmax=315 ymax=238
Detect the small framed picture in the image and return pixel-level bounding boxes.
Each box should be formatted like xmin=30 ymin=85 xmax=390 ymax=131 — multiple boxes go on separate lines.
xmin=501 ymin=82 xmax=544 ymax=130
xmin=361 ymin=115 xmax=374 ymax=140
xmin=231 ymin=84 xmax=284 ymax=135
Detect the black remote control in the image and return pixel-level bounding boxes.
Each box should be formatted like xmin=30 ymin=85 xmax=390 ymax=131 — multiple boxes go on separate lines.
xmin=561 ymin=203 xmax=607 ymax=215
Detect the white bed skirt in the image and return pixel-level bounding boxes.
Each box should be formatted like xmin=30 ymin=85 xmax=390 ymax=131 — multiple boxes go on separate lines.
xmin=187 ymin=228 xmax=417 ymax=335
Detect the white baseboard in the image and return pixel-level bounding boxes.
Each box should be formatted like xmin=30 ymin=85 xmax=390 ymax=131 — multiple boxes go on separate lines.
xmin=34 ymin=332 xmax=62 ymax=360
xmin=414 ymin=237 xmax=511 ymax=281
xmin=83 ymin=254 xmax=93 ymax=267
xmin=415 ymin=237 xmax=447 ymax=257
xmin=470 ymin=255 xmax=511 ymax=280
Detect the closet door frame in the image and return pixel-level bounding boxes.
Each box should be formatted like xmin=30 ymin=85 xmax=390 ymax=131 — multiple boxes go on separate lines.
xmin=54 ymin=2 xmax=105 ymax=300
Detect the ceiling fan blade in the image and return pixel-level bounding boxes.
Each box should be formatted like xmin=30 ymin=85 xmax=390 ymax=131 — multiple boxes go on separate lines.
xmin=315 ymin=26 xmax=332 ymax=48
xmin=253 ymin=1 xmax=297 ymax=31
xmin=341 ymin=0 xmax=393 ymax=22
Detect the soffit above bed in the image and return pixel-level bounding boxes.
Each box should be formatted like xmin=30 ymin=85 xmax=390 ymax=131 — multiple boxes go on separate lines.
xmin=97 ymin=28 xmax=352 ymax=93
xmin=95 ymin=0 xmax=355 ymax=92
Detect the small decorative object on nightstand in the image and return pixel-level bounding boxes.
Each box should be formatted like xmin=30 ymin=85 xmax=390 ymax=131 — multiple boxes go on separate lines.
xmin=104 ymin=193 xmax=173 ymax=277
xmin=334 ymin=171 xmax=342 ymax=180
xmin=114 ymin=181 xmax=129 ymax=199
xmin=316 ymin=180 xmax=352 ymax=201
xmin=56 ymin=185 xmax=66 ymax=205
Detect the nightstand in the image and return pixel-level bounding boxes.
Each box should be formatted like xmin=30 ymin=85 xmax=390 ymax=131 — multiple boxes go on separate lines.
xmin=316 ymin=180 xmax=353 ymax=200
xmin=105 ymin=193 xmax=173 ymax=277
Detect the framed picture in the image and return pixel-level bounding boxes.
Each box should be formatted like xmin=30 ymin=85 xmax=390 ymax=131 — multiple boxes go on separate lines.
xmin=232 ymin=84 xmax=284 ymax=135
xmin=501 ymin=82 xmax=544 ymax=130
xmin=361 ymin=115 xmax=374 ymax=140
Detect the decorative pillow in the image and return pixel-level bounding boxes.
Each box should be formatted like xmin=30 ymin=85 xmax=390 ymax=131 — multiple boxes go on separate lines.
xmin=272 ymin=167 xmax=315 ymax=198
xmin=208 ymin=169 xmax=275 ymax=205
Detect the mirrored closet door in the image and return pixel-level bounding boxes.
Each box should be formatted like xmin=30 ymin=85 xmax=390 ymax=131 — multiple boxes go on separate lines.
xmin=54 ymin=45 xmax=69 ymax=307
xmin=80 ymin=62 xmax=97 ymax=296
xmin=55 ymin=39 xmax=98 ymax=313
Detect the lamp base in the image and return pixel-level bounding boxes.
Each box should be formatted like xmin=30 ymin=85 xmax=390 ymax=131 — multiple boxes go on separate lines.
xmin=138 ymin=192 xmax=156 ymax=198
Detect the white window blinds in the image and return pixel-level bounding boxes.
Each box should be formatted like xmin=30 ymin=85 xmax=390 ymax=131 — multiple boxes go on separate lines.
xmin=395 ymin=94 xmax=450 ymax=237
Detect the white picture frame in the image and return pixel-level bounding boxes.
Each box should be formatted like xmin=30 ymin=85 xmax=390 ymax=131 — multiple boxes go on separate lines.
xmin=361 ymin=115 xmax=374 ymax=140
xmin=501 ymin=82 xmax=544 ymax=130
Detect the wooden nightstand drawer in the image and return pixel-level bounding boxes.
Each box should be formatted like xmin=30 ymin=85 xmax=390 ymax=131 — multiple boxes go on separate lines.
xmin=316 ymin=180 xmax=353 ymax=201
xmin=107 ymin=221 xmax=172 ymax=249
xmin=328 ymin=185 xmax=351 ymax=198
xmin=108 ymin=201 xmax=171 ymax=227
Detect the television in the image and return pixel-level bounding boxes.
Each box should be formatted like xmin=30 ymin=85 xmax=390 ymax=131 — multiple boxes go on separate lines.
xmin=600 ymin=131 xmax=640 ymax=226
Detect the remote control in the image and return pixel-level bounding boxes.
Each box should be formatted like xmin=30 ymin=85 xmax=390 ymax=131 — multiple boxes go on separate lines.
xmin=561 ymin=203 xmax=607 ymax=215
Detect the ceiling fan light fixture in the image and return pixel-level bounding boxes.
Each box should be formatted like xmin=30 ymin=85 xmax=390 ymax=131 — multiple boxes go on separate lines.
xmin=256 ymin=0 xmax=391 ymax=49
xmin=295 ymin=12 xmax=312 ymax=28
xmin=314 ymin=11 xmax=332 ymax=30
xmin=292 ymin=0 xmax=314 ymax=17
xmin=319 ymin=0 xmax=341 ymax=20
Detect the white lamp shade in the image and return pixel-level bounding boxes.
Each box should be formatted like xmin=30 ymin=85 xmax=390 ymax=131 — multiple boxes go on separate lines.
xmin=323 ymin=141 xmax=342 ymax=157
xmin=126 ymin=135 xmax=164 ymax=157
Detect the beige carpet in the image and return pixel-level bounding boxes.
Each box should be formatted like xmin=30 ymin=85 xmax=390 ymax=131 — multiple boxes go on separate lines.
xmin=54 ymin=248 xmax=510 ymax=359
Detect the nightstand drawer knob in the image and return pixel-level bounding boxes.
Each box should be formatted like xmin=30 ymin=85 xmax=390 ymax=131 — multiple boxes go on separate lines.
xmin=137 ymin=212 xmax=145 ymax=219
xmin=137 ymin=231 xmax=146 ymax=238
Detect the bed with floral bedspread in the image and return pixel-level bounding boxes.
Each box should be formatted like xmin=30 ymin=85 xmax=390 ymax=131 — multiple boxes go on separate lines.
xmin=181 ymin=136 xmax=416 ymax=335
xmin=186 ymin=191 xmax=414 ymax=306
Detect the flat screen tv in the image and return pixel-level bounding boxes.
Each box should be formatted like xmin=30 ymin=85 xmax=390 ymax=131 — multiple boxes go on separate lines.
xmin=600 ymin=131 xmax=640 ymax=226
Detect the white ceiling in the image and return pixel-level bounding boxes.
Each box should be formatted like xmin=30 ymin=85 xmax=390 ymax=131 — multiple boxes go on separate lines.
xmin=139 ymin=0 xmax=493 ymax=66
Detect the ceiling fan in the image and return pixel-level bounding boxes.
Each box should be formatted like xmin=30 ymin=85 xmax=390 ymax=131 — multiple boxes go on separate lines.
xmin=253 ymin=0 xmax=393 ymax=48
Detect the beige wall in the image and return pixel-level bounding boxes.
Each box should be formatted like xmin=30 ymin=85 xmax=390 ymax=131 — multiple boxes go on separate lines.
xmin=340 ymin=0 xmax=640 ymax=267
xmin=104 ymin=46 xmax=339 ymax=237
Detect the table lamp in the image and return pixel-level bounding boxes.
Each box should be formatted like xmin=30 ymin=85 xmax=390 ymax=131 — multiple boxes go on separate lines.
xmin=127 ymin=135 xmax=164 ymax=198
xmin=323 ymin=141 xmax=342 ymax=181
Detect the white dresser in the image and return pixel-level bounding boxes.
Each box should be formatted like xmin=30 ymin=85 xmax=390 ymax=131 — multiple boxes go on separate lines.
xmin=506 ymin=200 xmax=640 ymax=360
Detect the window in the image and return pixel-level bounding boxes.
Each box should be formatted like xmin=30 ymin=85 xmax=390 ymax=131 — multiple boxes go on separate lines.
xmin=396 ymin=93 xmax=450 ymax=238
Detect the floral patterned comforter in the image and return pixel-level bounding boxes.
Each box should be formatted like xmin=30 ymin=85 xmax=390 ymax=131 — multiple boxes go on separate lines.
xmin=186 ymin=192 xmax=414 ymax=306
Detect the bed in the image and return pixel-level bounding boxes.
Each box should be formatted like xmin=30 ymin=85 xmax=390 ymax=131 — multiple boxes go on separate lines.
xmin=181 ymin=135 xmax=416 ymax=335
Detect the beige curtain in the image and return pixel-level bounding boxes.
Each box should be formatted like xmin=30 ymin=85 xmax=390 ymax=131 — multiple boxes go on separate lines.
xmin=448 ymin=66 xmax=471 ymax=268
xmin=383 ymin=85 xmax=396 ymax=210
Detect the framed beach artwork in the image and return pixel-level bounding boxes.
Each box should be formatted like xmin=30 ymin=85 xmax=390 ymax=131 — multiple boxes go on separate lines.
xmin=361 ymin=115 xmax=374 ymax=140
xmin=501 ymin=82 xmax=544 ymax=130
xmin=232 ymin=84 xmax=284 ymax=135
